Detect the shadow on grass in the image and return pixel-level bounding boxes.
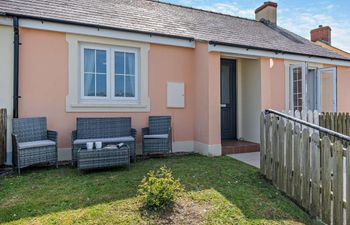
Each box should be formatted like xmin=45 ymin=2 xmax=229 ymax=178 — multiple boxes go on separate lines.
xmin=0 ymin=154 xmax=313 ymax=224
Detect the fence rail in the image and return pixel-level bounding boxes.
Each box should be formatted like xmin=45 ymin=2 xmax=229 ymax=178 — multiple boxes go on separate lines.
xmin=261 ymin=111 xmax=350 ymax=225
xmin=0 ymin=108 xmax=6 ymax=166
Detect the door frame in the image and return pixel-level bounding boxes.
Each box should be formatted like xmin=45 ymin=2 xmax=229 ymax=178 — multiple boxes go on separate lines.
xmin=220 ymin=58 xmax=237 ymax=140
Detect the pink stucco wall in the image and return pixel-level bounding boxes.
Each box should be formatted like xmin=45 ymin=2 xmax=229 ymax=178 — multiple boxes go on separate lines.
xmin=18 ymin=28 xmax=196 ymax=148
xmin=193 ymin=41 xmax=221 ymax=145
xmin=260 ymin=57 xmax=285 ymax=111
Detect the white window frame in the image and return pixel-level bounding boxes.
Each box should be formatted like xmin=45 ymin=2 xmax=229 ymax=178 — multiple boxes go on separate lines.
xmin=287 ymin=63 xmax=306 ymax=111
xmin=111 ymin=47 xmax=139 ymax=102
xmin=66 ymin=34 xmax=150 ymax=112
xmin=80 ymin=44 xmax=110 ymax=101
xmin=285 ymin=62 xmax=337 ymax=112
xmin=79 ymin=44 xmax=140 ymax=104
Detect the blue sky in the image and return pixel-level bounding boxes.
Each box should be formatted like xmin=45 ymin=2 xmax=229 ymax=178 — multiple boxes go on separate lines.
xmin=162 ymin=0 xmax=350 ymax=52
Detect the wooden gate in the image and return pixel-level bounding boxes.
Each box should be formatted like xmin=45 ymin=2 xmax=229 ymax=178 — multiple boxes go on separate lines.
xmin=260 ymin=111 xmax=350 ymax=225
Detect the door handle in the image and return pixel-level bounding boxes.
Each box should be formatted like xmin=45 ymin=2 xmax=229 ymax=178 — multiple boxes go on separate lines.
xmin=221 ymin=104 xmax=226 ymax=107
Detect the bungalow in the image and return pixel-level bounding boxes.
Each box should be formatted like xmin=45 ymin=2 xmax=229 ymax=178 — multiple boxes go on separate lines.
xmin=1 ymin=0 xmax=350 ymax=161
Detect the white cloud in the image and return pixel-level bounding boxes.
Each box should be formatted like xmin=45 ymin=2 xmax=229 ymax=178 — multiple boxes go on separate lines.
xmin=279 ymin=13 xmax=350 ymax=52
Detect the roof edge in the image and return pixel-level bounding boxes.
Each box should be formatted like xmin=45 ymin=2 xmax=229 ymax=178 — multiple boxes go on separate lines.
xmin=209 ymin=40 xmax=350 ymax=62
xmin=3 ymin=12 xmax=195 ymax=42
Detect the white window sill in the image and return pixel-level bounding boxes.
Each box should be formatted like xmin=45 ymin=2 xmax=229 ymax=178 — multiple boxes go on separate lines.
xmin=66 ymin=99 xmax=150 ymax=112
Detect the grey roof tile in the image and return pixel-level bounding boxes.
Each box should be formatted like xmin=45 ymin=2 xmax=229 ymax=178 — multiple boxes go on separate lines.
xmin=0 ymin=0 xmax=348 ymax=61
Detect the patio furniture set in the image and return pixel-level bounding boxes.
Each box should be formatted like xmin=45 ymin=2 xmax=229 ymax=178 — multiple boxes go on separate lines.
xmin=12 ymin=116 xmax=172 ymax=174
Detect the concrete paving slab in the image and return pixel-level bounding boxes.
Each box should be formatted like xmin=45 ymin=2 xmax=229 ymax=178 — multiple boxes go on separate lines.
xmin=228 ymin=152 xmax=260 ymax=168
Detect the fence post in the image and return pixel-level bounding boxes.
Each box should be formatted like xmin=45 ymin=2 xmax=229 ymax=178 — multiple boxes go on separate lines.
xmin=321 ymin=136 xmax=332 ymax=224
xmin=346 ymin=146 xmax=350 ymax=225
xmin=333 ymin=141 xmax=344 ymax=225
xmin=260 ymin=112 xmax=266 ymax=176
xmin=310 ymin=133 xmax=321 ymax=218
xmin=0 ymin=108 xmax=7 ymax=166
xmin=293 ymin=124 xmax=301 ymax=204
xmin=278 ymin=118 xmax=286 ymax=191
xmin=272 ymin=116 xmax=278 ymax=185
xmin=265 ymin=114 xmax=272 ymax=180
xmin=302 ymin=128 xmax=311 ymax=211
xmin=286 ymin=122 xmax=293 ymax=197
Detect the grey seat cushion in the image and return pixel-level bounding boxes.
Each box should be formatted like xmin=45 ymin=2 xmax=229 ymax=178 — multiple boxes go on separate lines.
xmin=144 ymin=134 xmax=168 ymax=139
xmin=18 ymin=140 xmax=56 ymax=149
xmin=73 ymin=136 xmax=135 ymax=145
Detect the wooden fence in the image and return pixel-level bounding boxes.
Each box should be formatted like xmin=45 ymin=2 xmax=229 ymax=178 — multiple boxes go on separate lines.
xmin=260 ymin=112 xmax=349 ymax=225
xmin=319 ymin=113 xmax=350 ymax=146
xmin=0 ymin=108 xmax=6 ymax=166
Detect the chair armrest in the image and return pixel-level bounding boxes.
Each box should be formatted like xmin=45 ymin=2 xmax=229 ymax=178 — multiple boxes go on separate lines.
xmin=168 ymin=127 xmax=172 ymax=142
xmin=142 ymin=127 xmax=149 ymax=137
xmin=12 ymin=133 xmax=19 ymax=145
xmin=47 ymin=130 xmax=58 ymax=142
xmin=12 ymin=134 xmax=19 ymax=166
xmin=131 ymin=128 xmax=137 ymax=139
xmin=71 ymin=130 xmax=77 ymax=145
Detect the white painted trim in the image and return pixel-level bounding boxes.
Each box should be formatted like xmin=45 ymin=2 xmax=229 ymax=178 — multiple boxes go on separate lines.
xmin=173 ymin=141 xmax=194 ymax=152
xmin=209 ymin=44 xmax=350 ymax=67
xmin=194 ymin=142 xmax=222 ymax=156
xmin=58 ymin=148 xmax=72 ymax=161
xmin=0 ymin=17 xmax=195 ymax=48
xmin=285 ymin=62 xmax=306 ymax=111
xmin=0 ymin=16 xmax=12 ymax=26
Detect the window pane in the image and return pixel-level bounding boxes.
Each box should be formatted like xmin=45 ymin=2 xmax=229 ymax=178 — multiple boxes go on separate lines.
xmin=84 ymin=73 xmax=95 ymax=96
xmin=96 ymin=74 xmax=106 ymax=97
xmin=125 ymin=52 xmax=135 ymax=75
xmin=221 ymin=64 xmax=230 ymax=104
xmin=306 ymin=69 xmax=317 ymax=111
xmin=84 ymin=49 xmax=95 ymax=73
xmin=125 ymin=76 xmax=135 ymax=97
xmin=115 ymin=52 xmax=124 ymax=74
xmin=115 ymin=75 xmax=124 ymax=97
xmin=96 ymin=50 xmax=107 ymax=73
xmin=292 ymin=67 xmax=303 ymax=111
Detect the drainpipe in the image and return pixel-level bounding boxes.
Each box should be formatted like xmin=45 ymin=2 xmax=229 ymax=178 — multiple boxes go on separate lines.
xmin=13 ymin=17 xmax=20 ymax=118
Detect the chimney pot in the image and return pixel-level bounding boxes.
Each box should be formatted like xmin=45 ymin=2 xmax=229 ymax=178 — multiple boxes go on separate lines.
xmin=255 ymin=1 xmax=278 ymax=25
xmin=311 ymin=26 xmax=332 ymax=45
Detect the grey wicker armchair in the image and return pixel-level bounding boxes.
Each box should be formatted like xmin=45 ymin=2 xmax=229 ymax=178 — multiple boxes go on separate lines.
xmin=142 ymin=116 xmax=172 ymax=154
xmin=12 ymin=117 xmax=58 ymax=175
xmin=71 ymin=117 xmax=136 ymax=165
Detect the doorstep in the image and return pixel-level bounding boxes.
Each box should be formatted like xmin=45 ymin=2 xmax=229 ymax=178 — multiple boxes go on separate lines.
xmin=222 ymin=140 xmax=260 ymax=155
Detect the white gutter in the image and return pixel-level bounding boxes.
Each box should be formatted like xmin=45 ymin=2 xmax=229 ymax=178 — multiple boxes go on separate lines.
xmin=0 ymin=16 xmax=195 ymax=48
xmin=209 ymin=43 xmax=350 ymax=67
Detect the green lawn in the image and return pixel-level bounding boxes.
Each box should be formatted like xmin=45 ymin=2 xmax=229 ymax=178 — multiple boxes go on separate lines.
xmin=0 ymin=154 xmax=315 ymax=224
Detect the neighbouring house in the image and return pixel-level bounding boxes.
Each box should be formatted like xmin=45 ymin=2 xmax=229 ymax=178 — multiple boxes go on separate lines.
xmin=311 ymin=25 xmax=350 ymax=59
xmin=1 ymin=0 xmax=350 ymax=161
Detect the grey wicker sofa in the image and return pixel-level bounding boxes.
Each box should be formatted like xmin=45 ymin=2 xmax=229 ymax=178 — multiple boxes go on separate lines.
xmin=71 ymin=117 xmax=136 ymax=165
xmin=142 ymin=116 xmax=172 ymax=154
xmin=12 ymin=117 xmax=58 ymax=175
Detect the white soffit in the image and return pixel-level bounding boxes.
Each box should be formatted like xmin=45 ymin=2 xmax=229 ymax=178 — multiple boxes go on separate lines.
xmin=209 ymin=43 xmax=350 ymax=67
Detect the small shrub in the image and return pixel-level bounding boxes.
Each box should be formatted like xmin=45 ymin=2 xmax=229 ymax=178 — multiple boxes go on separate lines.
xmin=138 ymin=166 xmax=184 ymax=211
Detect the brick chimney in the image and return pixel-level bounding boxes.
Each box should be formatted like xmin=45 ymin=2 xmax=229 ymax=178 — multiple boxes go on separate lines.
xmin=255 ymin=1 xmax=278 ymax=25
xmin=311 ymin=25 xmax=332 ymax=45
